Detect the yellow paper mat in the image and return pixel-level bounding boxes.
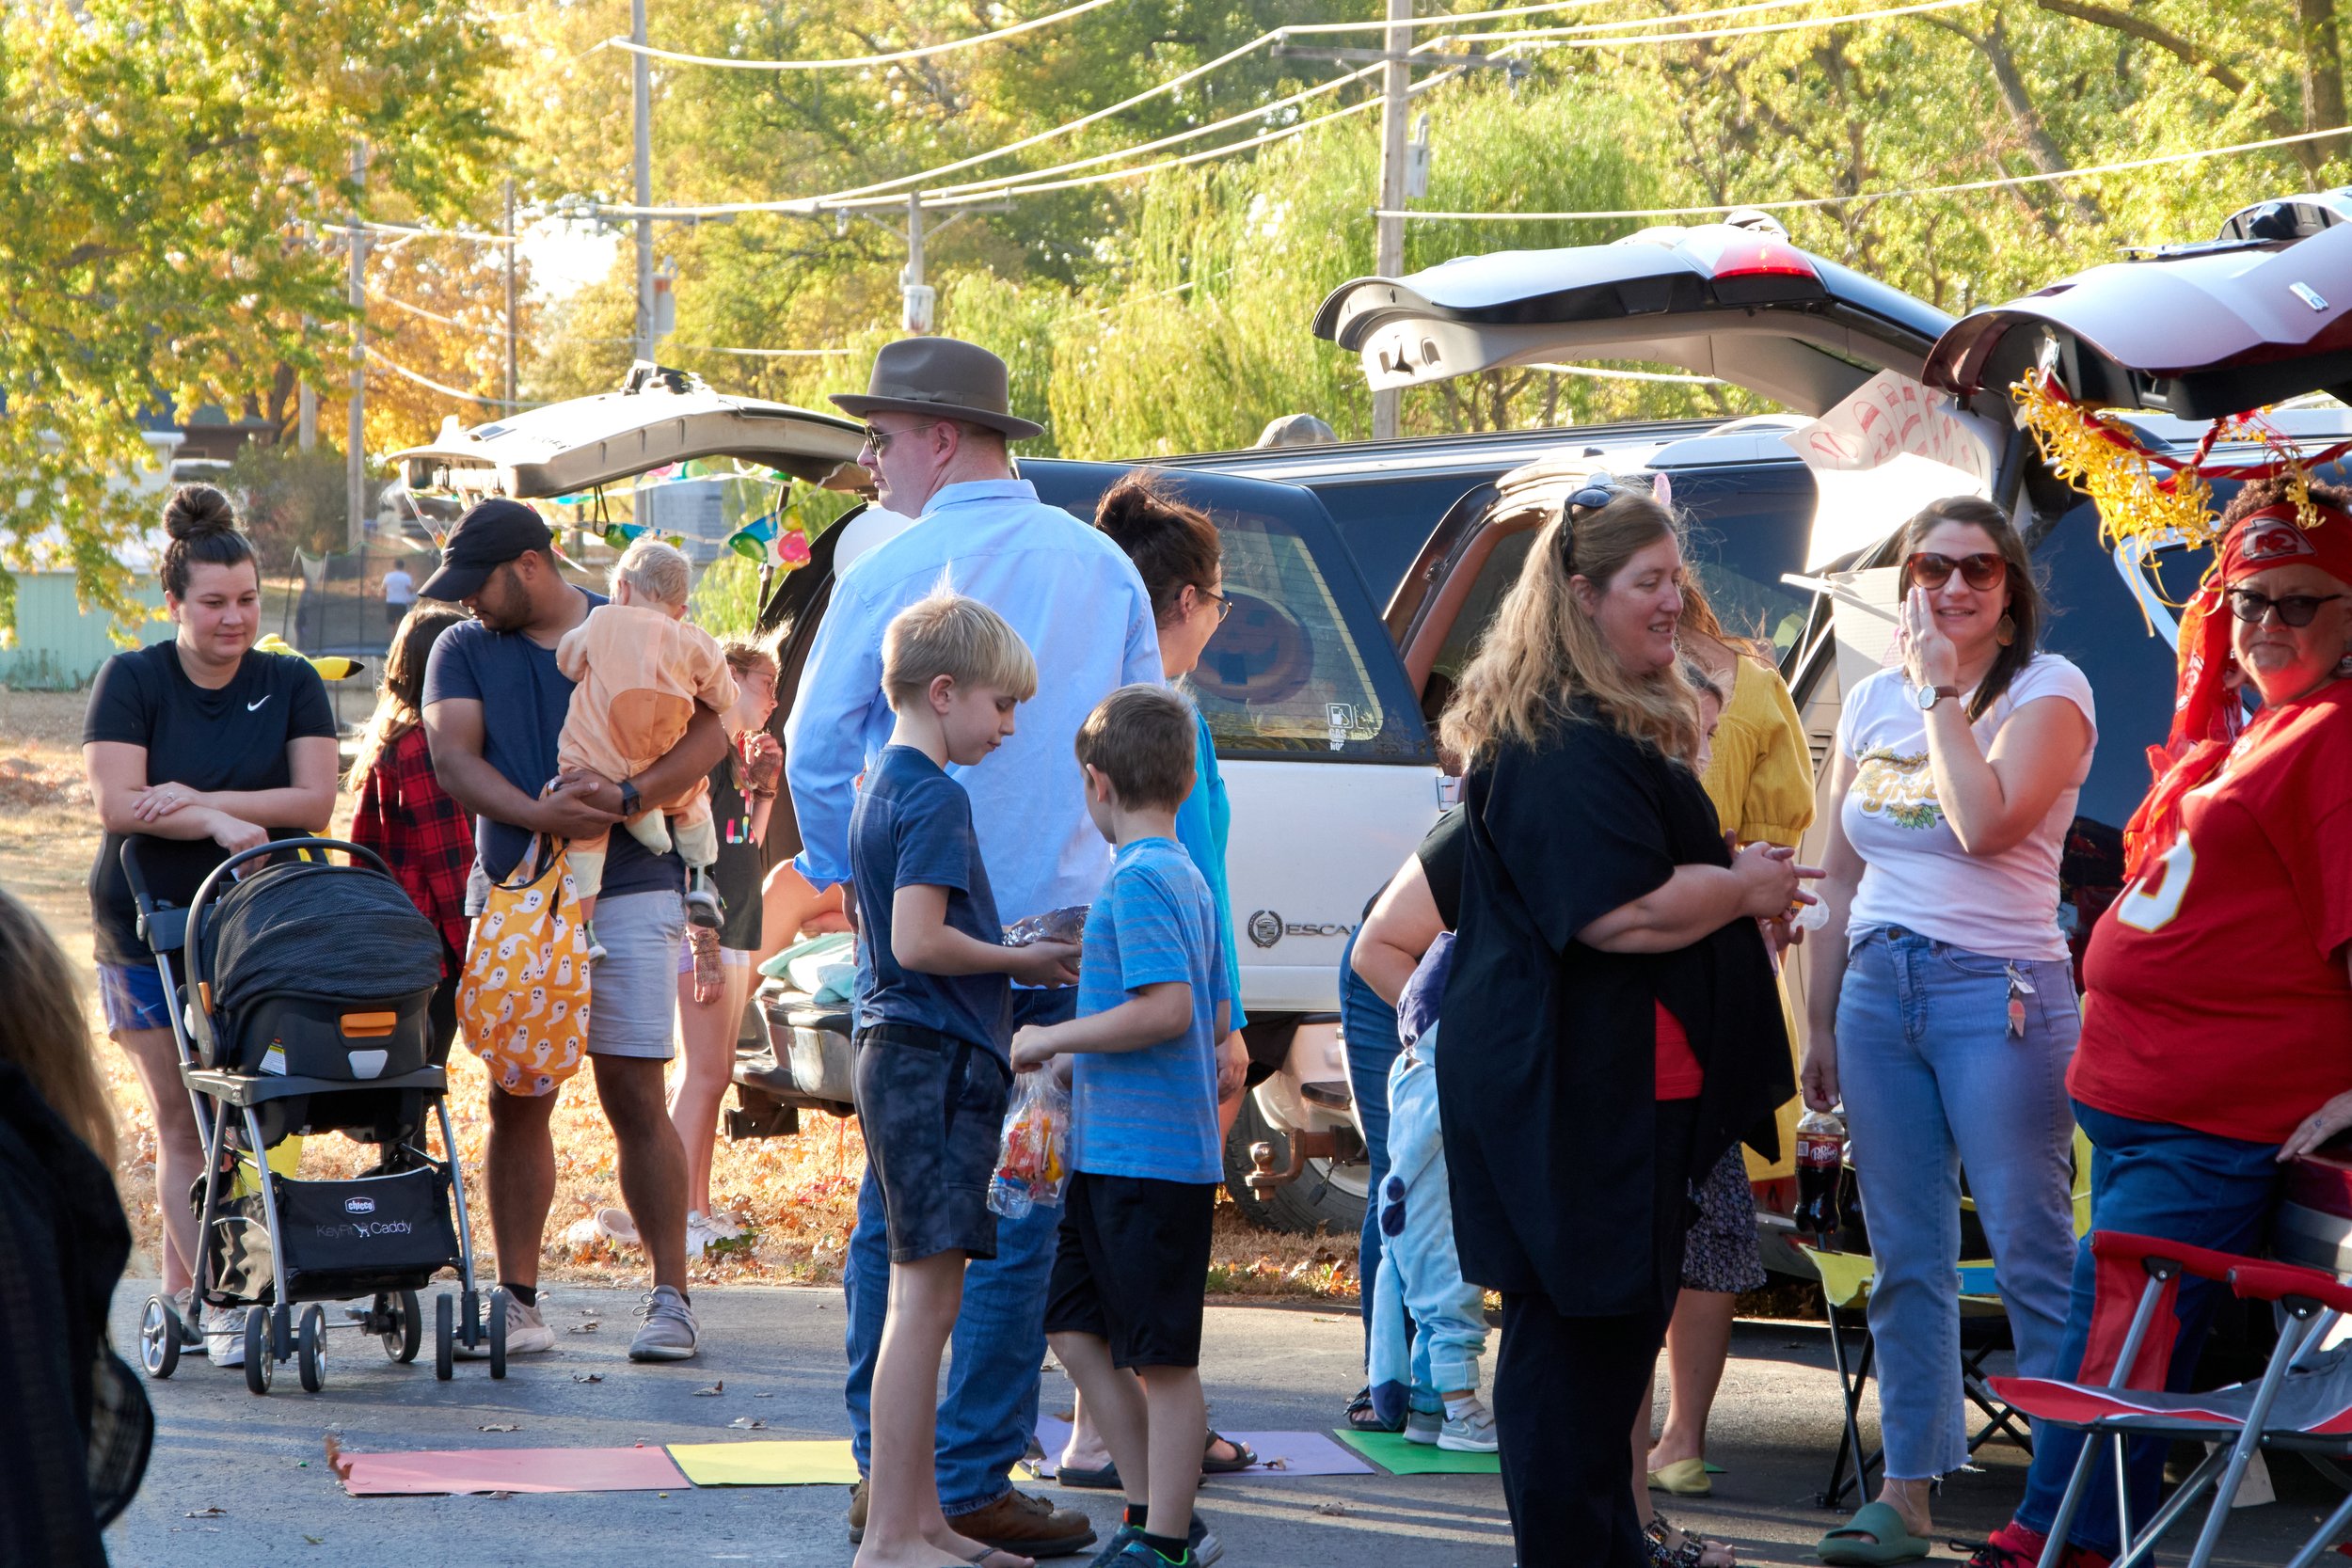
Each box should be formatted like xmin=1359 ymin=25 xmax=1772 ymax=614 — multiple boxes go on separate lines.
xmin=666 ymin=1439 xmax=861 ymax=1487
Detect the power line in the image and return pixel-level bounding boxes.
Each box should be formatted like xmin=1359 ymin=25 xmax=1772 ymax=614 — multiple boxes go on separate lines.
xmin=374 ymin=290 xmax=509 ymax=338
xmin=364 ymin=345 xmax=541 ymax=408
xmin=1466 ymin=0 xmax=1980 ymax=48
xmin=1381 ymin=121 xmax=2352 ymax=219
xmin=324 ymin=219 xmax=518 ymax=246
xmin=605 ymin=0 xmax=1121 ymax=71
xmin=671 ymin=342 xmax=857 ymax=357
xmin=1278 ymin=0 xmax=1834 ymax=37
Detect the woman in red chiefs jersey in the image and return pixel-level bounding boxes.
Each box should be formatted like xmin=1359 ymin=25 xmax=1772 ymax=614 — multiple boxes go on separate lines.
xmin=1977 ymin=476 xmax=2352 ymax=1568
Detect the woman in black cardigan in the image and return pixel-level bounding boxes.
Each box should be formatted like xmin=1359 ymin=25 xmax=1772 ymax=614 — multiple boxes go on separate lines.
xmin=1437 ymin=485 xmax=1805 ymax=1568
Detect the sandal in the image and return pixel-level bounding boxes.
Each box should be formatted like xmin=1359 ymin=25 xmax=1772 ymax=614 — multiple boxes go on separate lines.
xmin=1343 ymin=1386 xmax=1403 ymax=1433
xmin=1201 ymin=1431 xmax=1257 ymax=1474
xmin=1647 ymin=1512 xmax=1736 ymax=1568
xmin=1817 ymin=1500 xmax=1932 ymax=1566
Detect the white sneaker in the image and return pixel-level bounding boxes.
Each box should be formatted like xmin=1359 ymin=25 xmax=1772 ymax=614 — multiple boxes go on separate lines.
xmin=685 ymin=1211 xmax=730 ymax=1259
xmin=502 ymin=1292 xmax=556 ymax=1354
xmin=205 ymin=1306 xmax=246 ymax=1368
xmin=1403 ymin=1407 xmax=1441 ymax=1445
xmin=1437 ymin=1398 xmax=1499 ymax=1453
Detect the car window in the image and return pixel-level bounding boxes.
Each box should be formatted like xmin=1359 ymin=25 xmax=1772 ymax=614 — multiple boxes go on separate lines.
xmin=1023 ymin=462 xmax=1435 ymax=766
xmin=1187 ymin=498 xmax=1435 ymax=763
xmin=1672 ymin=465 xmax=1818 ymax=660
xmin=1307 ymin=473 xmax=1496 ymax=610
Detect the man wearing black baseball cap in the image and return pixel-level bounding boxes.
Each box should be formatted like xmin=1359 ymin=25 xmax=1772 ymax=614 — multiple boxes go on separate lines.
xmin=421 ymin=496 xmax=726 ymax=1362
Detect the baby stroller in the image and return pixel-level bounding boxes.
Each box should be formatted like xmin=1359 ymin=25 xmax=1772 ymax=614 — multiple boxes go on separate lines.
xmin=123 ymin=837 xmax=507 ymax=1395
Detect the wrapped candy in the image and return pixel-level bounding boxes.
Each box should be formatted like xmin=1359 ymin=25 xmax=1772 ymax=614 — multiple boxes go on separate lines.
xmin=1003 ymin=904 xmax=1089 ymax=948
xmin=988 ymin=1069 xmax=1073 ymax=1219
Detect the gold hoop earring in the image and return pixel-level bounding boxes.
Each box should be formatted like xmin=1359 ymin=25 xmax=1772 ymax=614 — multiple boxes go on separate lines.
xmin=1994 ymin=614 xmax=2016 ymax=647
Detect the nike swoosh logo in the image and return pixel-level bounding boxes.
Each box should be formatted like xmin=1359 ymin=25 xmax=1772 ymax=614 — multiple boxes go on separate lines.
xmin=246 ymin=697 xmax=268 ymax=711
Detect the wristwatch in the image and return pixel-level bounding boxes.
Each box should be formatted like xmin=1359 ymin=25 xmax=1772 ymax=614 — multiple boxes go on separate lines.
xmin=1915 ymin=685 xmax=1963 ymax=712
xmin=617 ymin=779 xmax=642 ymax=816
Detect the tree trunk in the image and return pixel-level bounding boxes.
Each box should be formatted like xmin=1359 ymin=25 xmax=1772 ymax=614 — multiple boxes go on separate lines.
xmin=2035 ymin=0 xmax=2321 ymax=171
xmin=1936 ymin=10 xmax=2103 ymax=230
xmin=2301 ymin=0 xmax=2347 ymax=136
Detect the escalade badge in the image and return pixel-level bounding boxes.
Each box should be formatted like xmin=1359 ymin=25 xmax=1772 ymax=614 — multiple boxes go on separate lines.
xmin=1247 ymin=910 xmax=1284 ymax=948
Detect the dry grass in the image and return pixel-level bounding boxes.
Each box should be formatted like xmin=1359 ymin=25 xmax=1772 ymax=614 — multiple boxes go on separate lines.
xmin=0 ymin=687 xmax=1355 ymax=1298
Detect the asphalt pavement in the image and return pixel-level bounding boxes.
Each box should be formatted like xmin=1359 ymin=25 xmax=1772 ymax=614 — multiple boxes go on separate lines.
xmin=105 ymin=1282 xmax=2336 ymax=1567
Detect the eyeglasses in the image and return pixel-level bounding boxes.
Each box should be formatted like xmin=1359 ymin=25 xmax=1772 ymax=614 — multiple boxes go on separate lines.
xmin=1568 ymin=474 xmax=1619 ymax=514
xmin=2226 ymin=587 xmax=2347 ymax=627
xmin=1906 ymin=551 xmax=2008 ymax=592
xmin=859 ymin=420 xmax=941 ymax=454
xmin=1196 ymin=586 xmax=1233 ymax=624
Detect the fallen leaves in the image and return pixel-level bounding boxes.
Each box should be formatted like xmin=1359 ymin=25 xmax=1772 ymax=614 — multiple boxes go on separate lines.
xmin=184 ymin=1507 xmax=227 ymax=1519
xmin=572 ymin=1372 xmax=604 ymax=1384
xmin=693 ymin=1382 xmax=724 ymax=1397
xmin=726 ymin=1417 xmax=766 ymax=1430
xmin=479 ymin=1423 xmax=521 ymax=1433
xmin=568 ymin=1322 xmax=600 ymax=1335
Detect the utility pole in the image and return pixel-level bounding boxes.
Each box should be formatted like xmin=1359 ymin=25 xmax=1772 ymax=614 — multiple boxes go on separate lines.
xmin=631 ymin=0 xmax=656 ymax=363
xmin=1373 ymin=0 xmax=1411 ymax=441
xmin=834 ymin=193 xmax=1009 ymax=336
xmin=347 ymin=141 xmax=369 ymax=551
xmin=298 ymin=224 xmax=317 ymax=451
xmin=1272 ymin=25 xmax=1523 ymax=441
xmin=503 ymin=178 xmax=520 ymax=405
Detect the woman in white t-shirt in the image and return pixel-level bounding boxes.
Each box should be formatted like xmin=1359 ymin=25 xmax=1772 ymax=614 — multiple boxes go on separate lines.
xmin=1804 ymin=497 xmax=2096 ymax=1565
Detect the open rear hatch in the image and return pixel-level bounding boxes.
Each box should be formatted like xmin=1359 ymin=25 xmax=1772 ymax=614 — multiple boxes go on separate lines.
xmin=387 ymin=363 xmax=867 ymax=499
xmin=1923 ymin=219 xmax=2352 ymax=419
xmin=1312 ymin=223 xmax=1955 ymax=416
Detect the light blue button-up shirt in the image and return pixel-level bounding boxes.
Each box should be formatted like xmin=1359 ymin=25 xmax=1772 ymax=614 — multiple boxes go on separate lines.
xmin=784 ymin=478 xmax=1163 ymax=926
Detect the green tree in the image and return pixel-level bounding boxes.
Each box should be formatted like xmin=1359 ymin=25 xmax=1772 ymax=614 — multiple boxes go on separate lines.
xmin=0 ymin=0 xmax=508 ymax=635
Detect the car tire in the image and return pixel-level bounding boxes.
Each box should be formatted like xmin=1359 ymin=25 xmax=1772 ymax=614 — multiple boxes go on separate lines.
xmin=1222 ymin=1090 xmax=1368 ymax=1237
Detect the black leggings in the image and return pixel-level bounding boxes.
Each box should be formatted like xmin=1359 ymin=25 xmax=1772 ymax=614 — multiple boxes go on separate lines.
xmin=1491 ymin=1099 xmax=1700 ymax=1568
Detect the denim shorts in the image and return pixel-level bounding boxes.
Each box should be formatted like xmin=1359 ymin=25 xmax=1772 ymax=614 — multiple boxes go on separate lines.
xmin=97 ymin=961 xmax=174 ymax=1035
xmin=852 ymin=1022 xmax=1010 ymax=1264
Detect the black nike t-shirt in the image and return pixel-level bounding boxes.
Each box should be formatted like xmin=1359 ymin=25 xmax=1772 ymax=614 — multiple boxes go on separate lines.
xmin=83 ymin=641 xmax=338 ymax=965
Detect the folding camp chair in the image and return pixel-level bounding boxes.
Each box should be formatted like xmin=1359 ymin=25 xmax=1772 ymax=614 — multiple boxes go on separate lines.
xmin=1800 ymin=1244 xmax=2036 ymax=1509
xmin=1990 ymin=1230 xmax=2352 ymax=1568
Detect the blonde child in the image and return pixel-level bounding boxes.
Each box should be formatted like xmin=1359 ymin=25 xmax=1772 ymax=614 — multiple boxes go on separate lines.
xmin=553 ymin=537 xmax=737 ymax=957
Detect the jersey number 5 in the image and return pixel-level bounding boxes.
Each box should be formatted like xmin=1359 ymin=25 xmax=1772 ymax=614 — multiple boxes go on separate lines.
xmin=2116 ymin=832 xmax=2195 ymax=933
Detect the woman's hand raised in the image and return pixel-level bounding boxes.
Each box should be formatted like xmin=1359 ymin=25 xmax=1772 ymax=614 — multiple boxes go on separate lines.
xmin=1730 ymin=841 xmax=1819 ymax=922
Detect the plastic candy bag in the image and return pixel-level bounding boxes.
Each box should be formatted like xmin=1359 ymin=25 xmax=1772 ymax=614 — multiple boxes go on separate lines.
xmin=989 ymin=1069 xmax=1072 ymax=1220
xmin=1003 ymin=905 xmax=1089 ymax=947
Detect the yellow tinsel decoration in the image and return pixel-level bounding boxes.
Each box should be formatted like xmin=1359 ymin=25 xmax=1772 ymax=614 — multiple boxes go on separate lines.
xmin=2010 ymin=371 xmax=2218 ymax=550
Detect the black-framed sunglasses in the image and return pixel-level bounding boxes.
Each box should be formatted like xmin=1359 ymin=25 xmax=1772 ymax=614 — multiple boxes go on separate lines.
xmin=1906 ymin=550 xmax=2008 ymax=592
xmin=1568 ymin=474 xmax=1620 ymax=514
xmin=2226 ymin=586 xmax=2347 ymax=627
xmin=1195 ymin=585 xmax=1233 ymax=624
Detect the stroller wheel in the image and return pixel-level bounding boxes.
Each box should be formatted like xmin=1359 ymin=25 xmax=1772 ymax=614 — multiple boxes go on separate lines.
xmin=488 ymin=1289 xmax=509 ymax=1380
xmin=434 ymin=1292 xmax=454 ymax=1382
xmin=243 ymin=1307 xmax=273 ymax=1396
xmin=139 ymin=1295 xmax=182 ymax=1380
xmin=382 ymin=1290 xmax=422 ymax=1364
xmin=297 ymin=1305 xmax=327 ymax=1393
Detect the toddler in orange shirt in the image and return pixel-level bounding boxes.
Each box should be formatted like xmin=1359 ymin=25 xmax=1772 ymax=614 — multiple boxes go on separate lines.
xmin=554 ymin=537 xmax=737 ymax=957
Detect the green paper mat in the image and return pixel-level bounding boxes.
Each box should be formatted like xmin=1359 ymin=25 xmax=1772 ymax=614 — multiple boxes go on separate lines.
xmin=1331 ymin=1430 xmax=1502 ymax=1475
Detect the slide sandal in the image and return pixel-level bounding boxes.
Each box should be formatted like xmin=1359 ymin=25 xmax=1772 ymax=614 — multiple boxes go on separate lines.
xmin=1817 ymin=1501 xmax=1931 ymax=1565
xmin=1056 ymin=1463 xmax=1120 ymax=1490
xmin=1201 ymin=1432 xmax=1257 ymax=1474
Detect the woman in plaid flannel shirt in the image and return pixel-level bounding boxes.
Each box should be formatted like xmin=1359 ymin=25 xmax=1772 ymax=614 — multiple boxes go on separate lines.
xmin=352 ymin=606 xmax=476 ymax=1063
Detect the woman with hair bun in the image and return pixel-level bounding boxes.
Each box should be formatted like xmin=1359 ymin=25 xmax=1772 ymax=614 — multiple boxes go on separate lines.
xmin=80 ymin=483 xmax=338 ymax=1362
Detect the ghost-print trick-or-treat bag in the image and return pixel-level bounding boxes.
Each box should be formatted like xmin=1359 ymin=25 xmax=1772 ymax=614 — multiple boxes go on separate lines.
xmin=458 ymin=836 xmax=591 ymax=1095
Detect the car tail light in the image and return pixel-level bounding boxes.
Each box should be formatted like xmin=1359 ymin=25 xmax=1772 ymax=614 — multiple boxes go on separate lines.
xmin=1680 ymin=227 xmax=1827 ymax=305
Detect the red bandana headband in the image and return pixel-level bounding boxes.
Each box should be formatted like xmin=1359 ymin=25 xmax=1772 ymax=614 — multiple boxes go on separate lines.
xmin=2122 ymin=501 xmax=2352 ymax=879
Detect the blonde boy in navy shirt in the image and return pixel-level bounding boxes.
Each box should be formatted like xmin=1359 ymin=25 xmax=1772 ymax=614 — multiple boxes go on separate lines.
xmin=850 ymin=591 xmax=1081 ymax=1568
xmin=1011 ymin=685 xmax=1232 ymax=1568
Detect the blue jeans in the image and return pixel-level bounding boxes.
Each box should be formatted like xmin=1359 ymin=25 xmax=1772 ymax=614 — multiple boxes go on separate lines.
xmin=1836 ymin=926 xmax=2080 ymax=1480
xmin=2015 ymin=1102 xmax=2282 ymax=1558
xmin=844 ymin=987 xmax=1077 ymax=1514
xmin=1372 ymin=1024 xmax=1486 ymax=1406
xmin=1341 ymin=927 xmax=1405 ymax=1351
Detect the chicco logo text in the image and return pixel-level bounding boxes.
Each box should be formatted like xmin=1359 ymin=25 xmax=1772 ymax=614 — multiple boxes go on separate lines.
xmin=344 ymin=1196 xmax=377 ymax=1215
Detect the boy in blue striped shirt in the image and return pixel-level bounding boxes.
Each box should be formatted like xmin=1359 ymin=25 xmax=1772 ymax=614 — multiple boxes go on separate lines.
xmin=1010 ymin=684 xmax=1230 ymax=1568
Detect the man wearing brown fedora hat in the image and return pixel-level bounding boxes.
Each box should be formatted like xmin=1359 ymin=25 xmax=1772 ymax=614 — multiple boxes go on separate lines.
xmin=786 ymin=338 xmax=1164 ymax=1562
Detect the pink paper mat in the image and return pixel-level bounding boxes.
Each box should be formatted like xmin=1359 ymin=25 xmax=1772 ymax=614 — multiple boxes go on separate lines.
xmin=332 ymin=1444 xmax=689 ymax=1497
xmin=1031 ymin=1418 xmax=1374 ymax=1480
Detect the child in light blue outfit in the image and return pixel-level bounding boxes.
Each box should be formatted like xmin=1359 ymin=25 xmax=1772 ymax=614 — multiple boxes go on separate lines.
xmin=1367 ymin=932 xmax=1496 ymax=1452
